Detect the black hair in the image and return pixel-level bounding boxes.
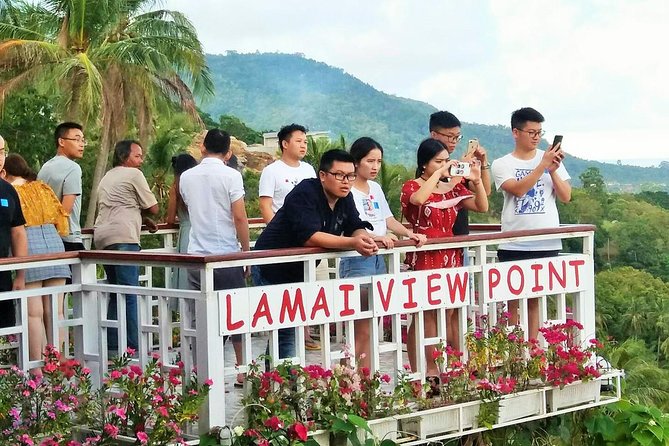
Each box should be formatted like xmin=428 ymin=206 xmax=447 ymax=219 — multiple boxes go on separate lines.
xmin=203 ymin=128 xmax=231 ymax=154
xmin=4 ymin=153 xmax=37 ymax=181
xmin=171 ymin=153 xmax=197 ymax=177
xmin=227 ymin=153 xmax=240 ymax=170
xmin=54 ymin=122 xmax=83 ymax=148
xmin=511 ymin=107 xmax=545 ymax=130
xmin=277 ymin=123 xmax=307 ymax=151
xmin=319 ymin=149 xmax=355 ymax=173
xmin=112 ymin=139 xmax=141 ymax=167
xmin=415 ymin=138 xmax=448 ymax=178
xmin=429 ymin=111 xmax=461 ymax=131
xmin=349 ymin=137 xmax=383 ymax=164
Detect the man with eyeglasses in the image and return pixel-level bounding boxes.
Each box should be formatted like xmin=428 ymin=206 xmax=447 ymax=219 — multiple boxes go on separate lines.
xmin=429 ymin=111 xmax=492 ymax=236
xmin=491 ymin=107 xmax=571 ymax=340
xmin=254 ymin=149 xmax=377 ymax=361
xmin=38 ymin=122 xmax=86 ymax=252
xmin=0 ymin=134 xmax=28 ymax=328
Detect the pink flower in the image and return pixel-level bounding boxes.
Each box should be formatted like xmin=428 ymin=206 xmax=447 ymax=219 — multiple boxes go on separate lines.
xmin=104 ymin=423 xmax=120 ymax=438
xmin=136 ymin=430 xmax=148 ymax=444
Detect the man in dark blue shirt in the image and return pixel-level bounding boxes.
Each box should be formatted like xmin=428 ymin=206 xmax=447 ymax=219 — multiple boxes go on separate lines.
xmin=253 ymin=149 xmax=378 ymax=359
xmin=0 ymin=135 xmax=28 ymax=328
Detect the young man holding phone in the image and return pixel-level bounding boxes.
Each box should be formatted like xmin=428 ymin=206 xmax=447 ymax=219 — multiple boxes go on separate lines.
xmin=491 ymin=107 xmax=571 ymax=340
xmin=429 ymin=111 xmax=492 ymax=236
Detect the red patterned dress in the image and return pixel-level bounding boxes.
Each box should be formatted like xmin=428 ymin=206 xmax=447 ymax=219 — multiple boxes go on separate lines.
xmin=400 ymin=179 xmax=472 ymax=270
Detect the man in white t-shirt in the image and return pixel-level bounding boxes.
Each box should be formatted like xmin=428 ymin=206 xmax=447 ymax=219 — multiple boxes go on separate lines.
xmin=258 ymin=123 xmax=316 ymax=222
xmin=257 ymin=123 xmax=320 ymax=350
xmin=491 ymin=107 xmax=571 ymax=340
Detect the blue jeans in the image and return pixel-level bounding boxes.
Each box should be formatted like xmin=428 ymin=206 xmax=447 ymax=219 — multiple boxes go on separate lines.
xmin=339 ymin=255 xmax=387 ymax=277
xmin=252 ymin=266 xmax=295 ymax=361
xmin=104 ymin=243 xmax=140 ymax=350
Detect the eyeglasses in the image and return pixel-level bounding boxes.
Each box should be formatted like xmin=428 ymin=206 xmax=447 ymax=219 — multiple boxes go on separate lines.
xmin=516 ymin=128 xmax=545 ymax=138
xmin=61 ymin=137 xmax=88 ymax=146
xmin=433 ymin=130 xmax=463 ymax=143
xmin=325 ymin=171 xmax=357 ymax=182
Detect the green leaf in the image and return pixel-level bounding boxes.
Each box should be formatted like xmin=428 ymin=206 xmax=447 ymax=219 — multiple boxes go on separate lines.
xmin=347 ymin=414 xmax=371 ymax=432
xmin=647 ymin=423 xmax=665 ymax=441
xmin=632 ymin=429 xmax=657 ymax=446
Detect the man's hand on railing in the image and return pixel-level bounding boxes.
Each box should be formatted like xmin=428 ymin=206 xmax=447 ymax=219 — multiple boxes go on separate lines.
xmin=142 ymin=217 xmax=158 ymax=233
xmin=352 ymin=233 xmax=379 ymax=257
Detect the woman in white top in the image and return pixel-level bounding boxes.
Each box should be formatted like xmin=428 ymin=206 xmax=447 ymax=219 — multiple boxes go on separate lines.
xmin=341 ymin=137 xmax=426 ymax=369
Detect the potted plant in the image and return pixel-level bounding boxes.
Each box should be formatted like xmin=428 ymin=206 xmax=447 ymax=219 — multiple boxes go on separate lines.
xmin=540 ymin=320 xmax=603 ymax=411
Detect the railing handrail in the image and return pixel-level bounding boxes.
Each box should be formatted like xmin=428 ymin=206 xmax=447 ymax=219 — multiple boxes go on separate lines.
xmin=2 ymin=224 xmax=596 ymax=267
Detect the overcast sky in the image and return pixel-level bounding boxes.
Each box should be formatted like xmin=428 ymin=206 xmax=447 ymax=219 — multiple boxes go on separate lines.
xmin=164 ymin=0 xmax=668 ymax=163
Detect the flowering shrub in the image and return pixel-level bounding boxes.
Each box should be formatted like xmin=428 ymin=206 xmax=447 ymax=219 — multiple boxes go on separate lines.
xmin=0 ymin=334 xmax=18 ymax=366
xmin=539 ymin=320 xmax=602 ymax=388
xmin=466 ymin=311 xmax=541 ymax=390
xmin=90 ymin=348 xmax=212 ymax=445
xmin=218 ymin=358 xmax=405 ymax=446
xmin=429 ymin=342 xmax=472 ymax=405
xmin=0 ymin=345 xmax=94 ymax=445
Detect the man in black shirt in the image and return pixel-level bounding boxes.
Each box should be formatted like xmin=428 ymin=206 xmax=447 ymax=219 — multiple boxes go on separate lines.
xmin=0 ymin=135 xmax=29 ymax=327
xmin=253 ymin=149 xmax=377 ymax=359
xmin=429 ymin=111 xmax=492 ymax=235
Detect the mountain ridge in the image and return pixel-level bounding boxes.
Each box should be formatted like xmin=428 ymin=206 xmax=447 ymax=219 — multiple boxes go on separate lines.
xmin=201 ymin=52 xmax=667 ymax=192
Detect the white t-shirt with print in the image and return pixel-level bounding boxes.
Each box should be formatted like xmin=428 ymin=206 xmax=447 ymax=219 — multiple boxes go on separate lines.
xmin=258 ymin=160 xmax=317 ymax=212
xmin=491 ymin=150 xmax=570 ymax=251
xmin=350 ymin=181 xmax=393 ymax=237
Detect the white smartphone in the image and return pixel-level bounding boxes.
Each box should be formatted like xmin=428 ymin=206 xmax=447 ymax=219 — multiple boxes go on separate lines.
xmin=449 ymin=162 xmax=471 ymax=177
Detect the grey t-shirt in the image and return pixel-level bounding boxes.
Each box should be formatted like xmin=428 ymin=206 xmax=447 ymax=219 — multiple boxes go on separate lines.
xmin=37 ymin=155 xmax=83 ymax=243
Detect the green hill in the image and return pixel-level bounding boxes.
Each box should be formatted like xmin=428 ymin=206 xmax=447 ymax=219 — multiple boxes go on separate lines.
xmin=202 ymin=52 xmax=667 ymax=192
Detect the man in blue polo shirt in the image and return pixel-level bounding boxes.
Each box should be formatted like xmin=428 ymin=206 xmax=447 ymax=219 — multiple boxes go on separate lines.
xmin=254 ymin=149 xmax=378 ymax=360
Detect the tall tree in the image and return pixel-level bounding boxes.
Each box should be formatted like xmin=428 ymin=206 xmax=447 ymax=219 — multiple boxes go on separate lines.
xmin=0 ymin=0 xmax=213 ymax=225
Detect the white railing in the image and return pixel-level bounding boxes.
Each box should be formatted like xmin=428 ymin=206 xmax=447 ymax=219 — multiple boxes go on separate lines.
xmin=0 ymin=223 xmax=611 ymax=437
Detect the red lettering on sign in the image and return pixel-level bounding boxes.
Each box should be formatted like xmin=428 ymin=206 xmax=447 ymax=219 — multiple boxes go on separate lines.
xmin=530 ymin=263 xmax=544 ymax=292
xmin=446 ymin=272 xmax=469 ymax=303
xmin=280 ymin=288 xmax=306 ymax=324
xmin=507 ymin=265 xmax=524 ymax=295
xmin=225 ymin=294 xmax=244 ymax=331
xmin=251 ymin=293 xmax=273 ymax=327
xmin=427 ymin=273 xmax=442 ymax=305
xmin=339 ymin=284 xmax=355 ymax=317
xmin=402 ymin=277 xmax=418 ymax=309
xmin=376 ymin=279 xmax=395 ymax=312
xmin=548 ymin=260 xmax=567 ymax=290
xmin=488 ymin=268 xmax=500 ymax=300
xmin=311 ymin=286 xmax=331 ymax=319
xmin=569 ymin=259 xmax=585 ymax=287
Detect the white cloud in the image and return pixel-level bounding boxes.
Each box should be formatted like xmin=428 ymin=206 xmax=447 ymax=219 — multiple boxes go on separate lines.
xmin=164 ymin=0 xmax=669 ymax=161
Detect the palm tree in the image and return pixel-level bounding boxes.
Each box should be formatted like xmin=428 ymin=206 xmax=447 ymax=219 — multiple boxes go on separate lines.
xmin=304 ymin=134 xmax=346 ymax=171
xmin=0 ymin=0 xmax=213 ymax=225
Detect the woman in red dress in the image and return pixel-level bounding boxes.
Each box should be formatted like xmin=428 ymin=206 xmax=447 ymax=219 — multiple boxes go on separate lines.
xmin=401 ymin=138 xmax=488 ymax=378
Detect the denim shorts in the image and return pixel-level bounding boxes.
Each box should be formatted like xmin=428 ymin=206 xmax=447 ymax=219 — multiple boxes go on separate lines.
xmin=339 ymin=255 xmax=387 ymax=278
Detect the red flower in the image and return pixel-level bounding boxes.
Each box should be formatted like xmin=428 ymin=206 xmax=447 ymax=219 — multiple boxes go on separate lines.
xmin=264 ymin=416 xmax=283 ymax=430
xmin=289 ymin=422 xmax=308 ymax=441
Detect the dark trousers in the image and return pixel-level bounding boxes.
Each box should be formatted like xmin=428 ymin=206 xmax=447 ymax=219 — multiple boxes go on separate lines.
xmin=0 ymin=271 xmax=15 ymax=328
xmin=63 ymin=241 xmax=85 ymax=285
xmin=496 ymin=249 xmax=560 ymax=262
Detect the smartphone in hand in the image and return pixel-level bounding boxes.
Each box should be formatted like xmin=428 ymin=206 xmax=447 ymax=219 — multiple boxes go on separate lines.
xmin=467 ymin=139 xmax=479 ymax=155
xmin=551 ymin=135 xmax=563 ymax=151
xmin=449 ymin=162 xmax=471 ymax=177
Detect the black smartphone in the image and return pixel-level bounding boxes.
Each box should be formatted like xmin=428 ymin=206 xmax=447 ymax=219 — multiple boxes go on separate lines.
xmin=551 ymin=135 xmax=563 ymax=151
